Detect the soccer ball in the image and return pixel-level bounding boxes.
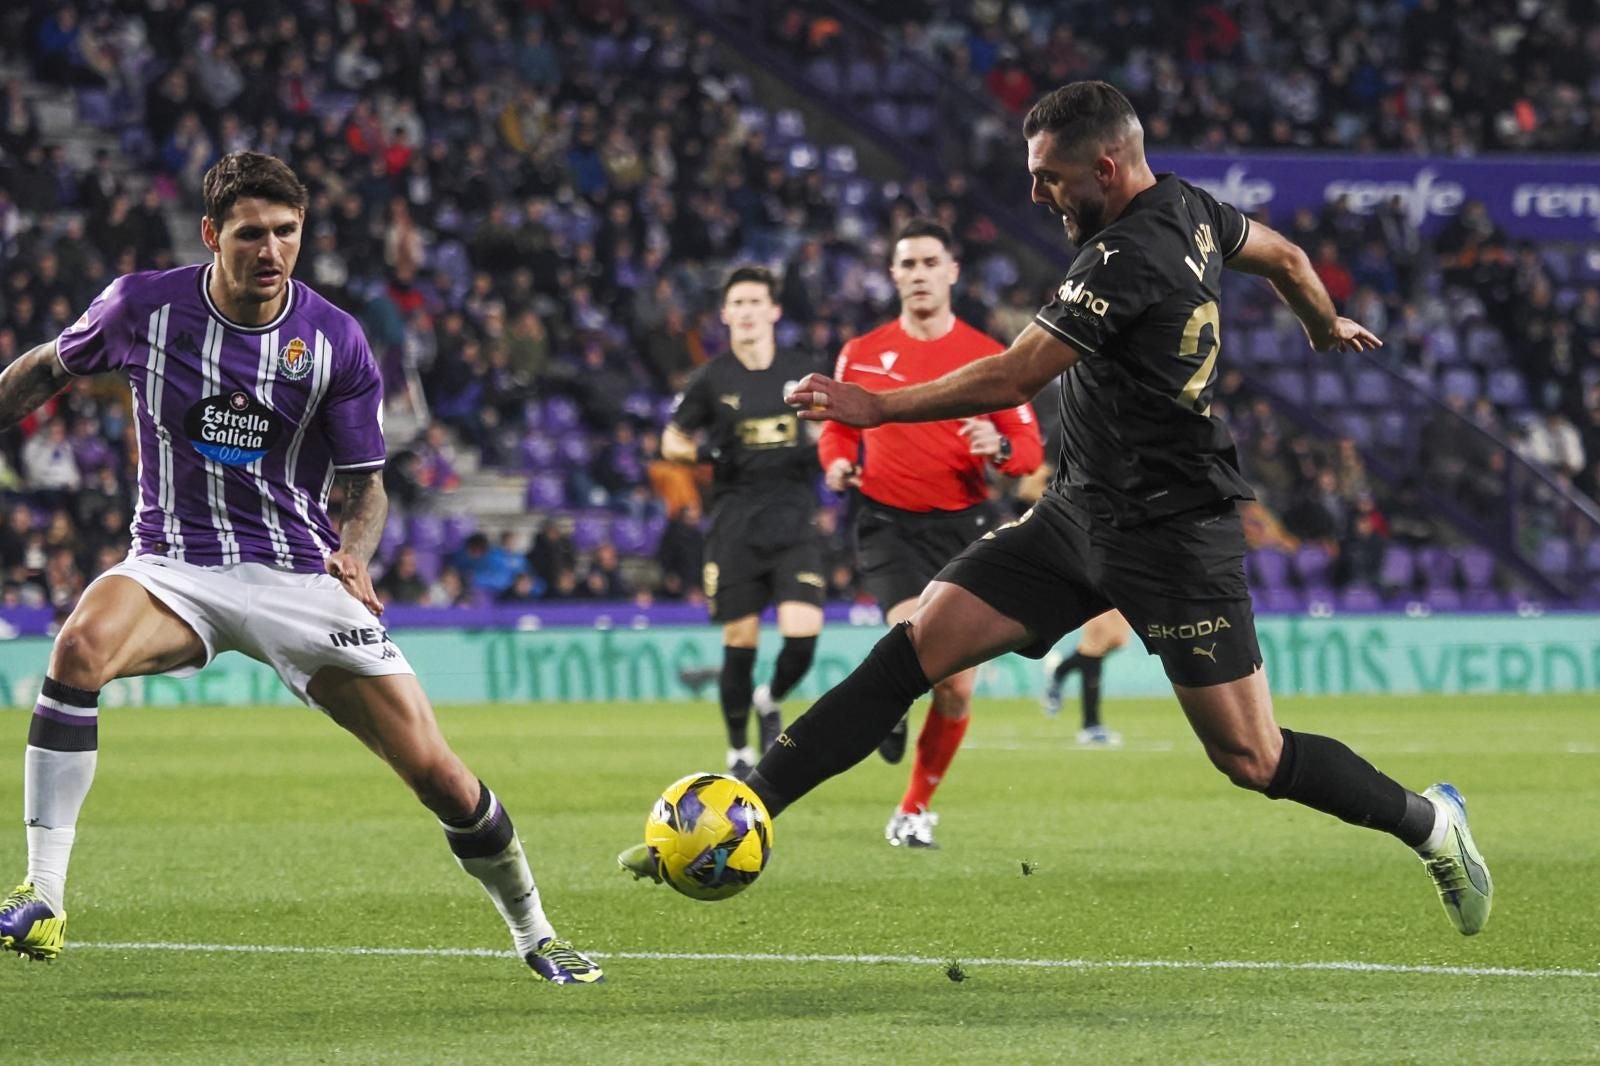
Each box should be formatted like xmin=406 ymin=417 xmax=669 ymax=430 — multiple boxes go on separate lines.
xmin=644 ymin=773 xmax=774 ymax=901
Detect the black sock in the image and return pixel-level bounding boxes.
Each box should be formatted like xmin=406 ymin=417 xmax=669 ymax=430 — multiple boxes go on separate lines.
xmin=719 ymin=645 xmax=757 ymax=748
xmin=1265 ymin=729 xmax=1437 ymax=846
xmin=1078 ymin=654 xmax=1103 ymax=729
xmin=768 ymin=635 xmax=817 ymax=702
xmin=747 ymin=622 xmax=930 ymax=816
xmin=1051 ymin=650 xmax=1085 ymax=686
xmin=438 ymin=780 xmax=516 ymax=858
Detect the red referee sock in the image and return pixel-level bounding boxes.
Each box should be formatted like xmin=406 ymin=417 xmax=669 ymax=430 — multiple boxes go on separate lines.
xmin=898 ymin=711 xmax=970 ymax=815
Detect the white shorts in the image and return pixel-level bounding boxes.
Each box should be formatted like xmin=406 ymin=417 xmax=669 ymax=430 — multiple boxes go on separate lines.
xmin=96 ymin=553 xmax=415 ymax=708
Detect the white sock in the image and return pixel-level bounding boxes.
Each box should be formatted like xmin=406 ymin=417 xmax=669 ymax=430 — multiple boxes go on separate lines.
xmin=726 ymin=746 xmax=755 ymax=770
xmin=1417 ymin=795 xmax=1450 ymax=855
xmin=456 ymin=834 xmax=556 ymax=956
xmin=24 ymin=744 xmax=99 ymax=915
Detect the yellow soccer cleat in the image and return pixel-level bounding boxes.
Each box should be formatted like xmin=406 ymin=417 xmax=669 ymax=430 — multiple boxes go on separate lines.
xmin=0 ymin=883 xmax=66 ymax=961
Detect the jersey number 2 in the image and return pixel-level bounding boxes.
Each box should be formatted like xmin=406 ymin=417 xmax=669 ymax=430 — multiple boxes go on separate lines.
xmin=1176 ymin=300 xmax=1220 ymax=414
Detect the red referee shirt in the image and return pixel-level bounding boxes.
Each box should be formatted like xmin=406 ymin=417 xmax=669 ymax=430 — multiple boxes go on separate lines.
xmin=819 ymin=318 xmax=1044 ymax=513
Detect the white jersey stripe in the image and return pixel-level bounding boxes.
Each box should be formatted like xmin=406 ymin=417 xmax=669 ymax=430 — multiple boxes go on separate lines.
xmin=144 ymin=304 xmax=184 ymax=561
xmin=282 ymin=331 xmax=333 ymax=557
xmin=199 ymin=318 xmax=241 ymax=564
xmin=250 ymin=330 xmax=294 ymax=568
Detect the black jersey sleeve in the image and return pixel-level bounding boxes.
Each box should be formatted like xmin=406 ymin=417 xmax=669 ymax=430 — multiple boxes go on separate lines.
xmin=668 ymin=365 xmax=715 ymax=434
xmin=1034 ymin=239 xmax=1166 ymax=357
xmin=1188 ymin=184 xmax=1250 ymax=260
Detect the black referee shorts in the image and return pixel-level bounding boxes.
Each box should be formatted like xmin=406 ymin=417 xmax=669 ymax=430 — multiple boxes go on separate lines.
xmin=855 ymin=499 xmax=1000 ymax=613
xmin=934 ymin=490 xmax=1262 ymax=687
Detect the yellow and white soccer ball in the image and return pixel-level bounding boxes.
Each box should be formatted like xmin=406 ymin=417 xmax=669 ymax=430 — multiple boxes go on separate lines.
xmin=644 ymin=773 xmax=774 ymax=901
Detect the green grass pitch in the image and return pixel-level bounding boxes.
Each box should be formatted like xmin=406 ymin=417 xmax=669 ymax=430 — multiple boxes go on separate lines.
xmin=2 ymin=693 xmax=1598 ymax=1064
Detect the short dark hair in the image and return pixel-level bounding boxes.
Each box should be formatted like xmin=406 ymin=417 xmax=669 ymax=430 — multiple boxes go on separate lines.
xmin=891 ymin=218 xmax=954 ymax=251
xmin=721 ymin=265 xmax=779 ymax=302
xmin=1022 ymin=81 xmax=1139 ymax=152
xmin=202 ymin=151 xmax=308 ymax=227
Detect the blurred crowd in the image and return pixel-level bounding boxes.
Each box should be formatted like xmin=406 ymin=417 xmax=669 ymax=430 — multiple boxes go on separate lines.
xmin=0 ymin=0 xmax=1595 ymax=616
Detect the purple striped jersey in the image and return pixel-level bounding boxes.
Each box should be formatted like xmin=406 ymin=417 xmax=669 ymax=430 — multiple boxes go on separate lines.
xmin=55 ymin=264 xmax=386 ymax=573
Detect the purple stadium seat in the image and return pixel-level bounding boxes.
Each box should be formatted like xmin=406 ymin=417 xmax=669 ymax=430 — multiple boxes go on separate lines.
xmin=1379 ymin=545 xmax=1415 ymax=590
xmin=1256 ymin=587 xmax=1304 ymax=613
xmin=1486 ymin=369 xmax=1529 ymax=408
xmin=525 ymin=473 xmax=566 ymax=510
xmin=1425 ymin=327 xmax=1463 ymax=364
xmin=1439 ymin=367 xmax=1480 ymax=402
xmin=1415 ymin=546 xmax=1457 ymax=588
xmin=1457 ymin=546 xmax=1495 ymax=590
xmin=845 ymin=58 xmax=880 ymax=97
xmin=655 ymin=396 xmax=676 ymax=426
xmin=804 ymin=57 xmax=842 ymax=93
xmin=1310 ymin=369 xmax=1348 ymax=407
xmin=521 ymin=433 xmax=559 ymax=470
xmin=1266 ymin=369 xmax=1309 ymax=406
xmin=1377 ymin=412 xmax=1411 ymax=450
xmin=823 ymin=144 xmax=858 ymax=175
xmin=1462 ymin=588 xmax=1507 ymax=611
xmin=1464 ymin=325 xmax=1507 ymax=366
xmin=442 ymin=514 xmax=476 ymax=554
xmin=407 ymin=514 xmax=446 ymax=552
xmin=412 ymin=548 xmax=442 ymax=584
xmin=623 ymin=392 xmax=655 ymax=420
xmin=1538 ymin=537 xmax=1573 ymax=575
xmin=571 ymin=511 xmax=611 ymax=553
xmin=1352 ymin=368 xmax=1395 ymax=408
xmin=1246 ymin=549 xmax=1292 ymax=589
xmin=841 ymin=177 xmax=875 ymax=208
xmin=869 ymin=100 xmax=901 ymax=130
xmin=1584 ymin=540 xmax=1600 ymax=575
xmin=1293 ymin=544 xmax=1334 ymax=587
xmin=611 ymin=516 xmax=657 ymax=555
xmin=557 ymin=432 xmax=592 ymax=466
xmin=773 ymin=109 xmax=806 ymax=141
xmin=1247 ymin=327 xmax=1284 ymax=365
xmin=542 ymin=396 xmax=582 ymax=433
xmin=1338 ymin=584 xmax=1384 ymax=612
xmin=380 ymin=514 xmax=407 ymax=558
xmin=1333 ymin=413 xmax=1375 ymax=447
xmin=1424 ymin=587 xmax=1463 ymax=611
xmin=903 ymin=102 xmax=936 ymax=137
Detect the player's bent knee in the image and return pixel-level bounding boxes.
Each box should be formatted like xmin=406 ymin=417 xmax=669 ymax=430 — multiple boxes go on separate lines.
xmin=1208 ymin=746 xmax=1277 ymax=791
xmin=49 ymin=620 xmax=120 ymax=689
xmin=400 ymin=754 xmax=478 ymax=816
xmin=930 ymin=674 xmax=976 ymax=718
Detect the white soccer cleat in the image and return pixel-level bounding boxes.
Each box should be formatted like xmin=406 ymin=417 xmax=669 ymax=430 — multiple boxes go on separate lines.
xmin=885 ymin=807 xmax=939 ymax=849
xmin=1417 ymin=783 xmax=1492 ymax=936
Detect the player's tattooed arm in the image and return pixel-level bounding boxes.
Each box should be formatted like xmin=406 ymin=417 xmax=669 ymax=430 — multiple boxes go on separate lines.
xmin=334 ymin=471 xmax=388 ymax=564
xmin=0 ymin=341 xmax=72 ymax=430
xmin=326 ymin=471 xmax=387 ymax=615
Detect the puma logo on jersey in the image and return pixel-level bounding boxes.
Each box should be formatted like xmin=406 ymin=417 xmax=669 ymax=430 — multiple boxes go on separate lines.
xmin=1192 ymin=643 xmax=1218 ymax=662
xmin=1095 ymin=242 xmax=1119 ymax=264
xmin=719 ymin=394 xmax=741 ymax=410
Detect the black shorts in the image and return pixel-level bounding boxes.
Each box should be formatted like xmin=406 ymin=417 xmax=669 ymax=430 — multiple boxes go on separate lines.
xmin=935 ymin=490 xmax=1261 ymax=687
xmin=703 ymin=534 xmax=825 ymax=623
xmin=856 ymin=500 xmax=1000 ymax=613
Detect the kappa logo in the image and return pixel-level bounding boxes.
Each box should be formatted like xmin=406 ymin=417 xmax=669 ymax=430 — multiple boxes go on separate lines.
xmin=880 ymin=350 xmax=898 ymax=370
xmin=279 ymin=337 xmax=313 ymax=381
xmin=1094 ymin=242 xmax=1119 ymax=264
xmin=1192 ymin=643 xmax=1218 ymax=662
xmin=171 ymin=331 xmax=201 ymax=359
xmin=719 ymin=393 xmax=741 ymax=410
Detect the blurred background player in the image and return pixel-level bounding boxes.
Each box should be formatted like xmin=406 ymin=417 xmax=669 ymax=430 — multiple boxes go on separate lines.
xmin=0 ymin=153 xmax=601 ymax=983
xmin=1042 ymin=609 xmax=1130 ymax=746
xmin=662 ymin=267 xmax=824 ymax=779
xmin=821 ymin=220 xmax=1043 ymax=848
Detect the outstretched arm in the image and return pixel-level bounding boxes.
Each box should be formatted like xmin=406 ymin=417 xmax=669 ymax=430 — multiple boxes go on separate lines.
xmin=787 ymin=324 xmax=1079 ymax=428
xmin=327 ymin=470 xmax=388 ymax=616
xmin=0 ymin=341 xmax=73 ymax=430
xmin=1228 ymin=221 xmax=1381 ymax=353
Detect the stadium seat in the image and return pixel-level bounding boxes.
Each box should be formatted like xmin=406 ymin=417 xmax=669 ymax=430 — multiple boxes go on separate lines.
xmin=823 ymin=145 xmax=858 ymax=176
xmin=1439 ymin=367 xmax=1480 ymax=402
xmin=407 ymin=514 xmax=447 ymax=552
xmin=412 ymin=549 xmax=442 ymax=583
xmin=1464 ymin=325 xmax=1508 ymax=366
xmin=805 ymin=57 xmax=843 ymax=94
xmin=1424 ymin=587 xmax=1463 ymax=611
xmin=869 ymin=100 xmax=901 ymax=131
xmin=1352 ymin=368 xmax=1395 ymax=408
xmin=571 ymin=512 xmax=612 ymax=553
xmin=380 ymin=514 xmax=407 ymax=558
xmin=520 ymin=433 xmax=559 ymax=470
xmin=1538 ymin=537 xmax=1574 ymax=575
xmin=1255 ymin=587 xmax=1304 ymax=613
xmin=611 ymin=516 xmax=657 ymax=555
xmin=1265 ymin=369 xmax=1309 ymax=407
xmin=1462 ymin=588 xmax=1508 ymax=611
xmin=1246 ymin=549 xmax=1292 ymax=589
xmin=1486 ymin=369 xmax=1529 ymax=408
xmin=845 ymin=58 xmax=880 ymax=98
xmin=542 ymin=396 xmax=582 ymax=432
xmin=903 ymin=103 xmax=936 ymax=137
xmin=1457 ymin=546 xmax=1496 ymax=590
xmin=442 ymin=514 xmax=476 ymax=554
xmin=526 ymin=473 xmax=566 ymax=510
xmin=1338 ymin=584 xmax=1383 ymax=612
xmin=786 ymin=142 xmax=821 ymax=171
xmin=1378 ymin=545 xmax=1415 ymax=591
xmin=1415 ymin=545 xmax=1458 ymax=589
xmin=1425 ymin=327 xmax=1463 ymax=364
xmin=1376 ymin=412 xmax=1411 ymax=450
xmin=1293 ymin=544 xmax=1334 ymax=587
xmin=1310 ymin=369 xmax=1348 ymax=407
xmin=1584 ymin=540 xmax=1600 ymax=575
xmin=1332 ymin=412 xmax=1374 ymax=447
xmin=557 ymin=432 xmax=593 ymax=467
xmin=773 ymin=109 xmax=806 ymax=142
xmin=1247 ymin=327 xmax=1285 ymax=365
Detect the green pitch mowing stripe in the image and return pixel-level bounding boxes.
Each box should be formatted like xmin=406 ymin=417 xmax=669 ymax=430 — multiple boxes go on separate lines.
xmin=75 ymin=941 xmax=1600 ymax=981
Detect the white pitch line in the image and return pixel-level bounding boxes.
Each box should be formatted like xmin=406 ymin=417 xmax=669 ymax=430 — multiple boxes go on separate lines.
xmin=73 ymin=942 xmax=1600 ymax=981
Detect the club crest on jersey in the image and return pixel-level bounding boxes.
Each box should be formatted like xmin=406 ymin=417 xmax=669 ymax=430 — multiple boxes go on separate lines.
xmin=278 ymin=337 xmax=313 ymax=381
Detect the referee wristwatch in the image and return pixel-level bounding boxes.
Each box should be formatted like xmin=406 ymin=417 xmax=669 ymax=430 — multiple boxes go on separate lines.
xmin=992 ymin=435 xmax=1013 ymax=466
